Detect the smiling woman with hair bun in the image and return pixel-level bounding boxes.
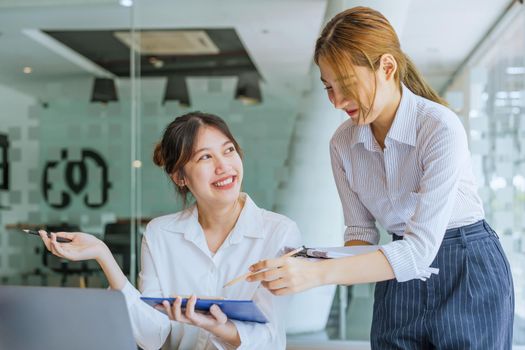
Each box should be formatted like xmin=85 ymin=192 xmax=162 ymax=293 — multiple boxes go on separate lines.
xmin=39 ymin=111 xmax=301 ymax=350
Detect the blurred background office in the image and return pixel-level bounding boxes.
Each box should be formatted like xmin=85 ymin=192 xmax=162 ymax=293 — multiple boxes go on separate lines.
xmin=0 ymin=0 xmax=523 ymax=348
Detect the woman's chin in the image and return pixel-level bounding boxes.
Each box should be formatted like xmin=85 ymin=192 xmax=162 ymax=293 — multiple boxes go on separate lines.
xmin=209 ymin=186 xmax=241 ymax=203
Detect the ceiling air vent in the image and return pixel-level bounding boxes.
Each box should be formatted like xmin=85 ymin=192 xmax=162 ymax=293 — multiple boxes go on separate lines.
xmin=113 ymin=30 xmax=219 ymax=55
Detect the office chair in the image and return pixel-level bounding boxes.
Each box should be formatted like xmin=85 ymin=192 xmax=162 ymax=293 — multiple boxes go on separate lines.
xmin=103 ymin=222 xmax=134 ymax=276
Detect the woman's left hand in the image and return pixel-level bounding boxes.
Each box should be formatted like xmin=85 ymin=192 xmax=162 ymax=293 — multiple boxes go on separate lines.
xmin=159 ymin=295 xmax=228 ymax=331
xmin=247 ymin=257 xmax=324 ymax=295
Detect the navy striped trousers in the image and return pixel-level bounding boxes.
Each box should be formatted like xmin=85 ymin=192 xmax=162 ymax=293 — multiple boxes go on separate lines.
xmin=371 ymin=220 xmax=514 ymax=349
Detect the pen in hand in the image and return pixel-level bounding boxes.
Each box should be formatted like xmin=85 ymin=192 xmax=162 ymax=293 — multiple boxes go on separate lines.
xmin=23 ymin=229 xmax=73 ymax=243
xmin=222 ymin=246 xmax=305 ymax=288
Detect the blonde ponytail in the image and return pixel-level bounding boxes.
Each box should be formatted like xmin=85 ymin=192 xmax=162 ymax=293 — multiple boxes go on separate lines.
xmin=402 ymin=54 xmax=447 ymax=106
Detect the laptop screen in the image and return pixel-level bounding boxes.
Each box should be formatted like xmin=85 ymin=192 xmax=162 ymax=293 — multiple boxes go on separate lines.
xmin=0 ymin=286 xmax=136 ymax=350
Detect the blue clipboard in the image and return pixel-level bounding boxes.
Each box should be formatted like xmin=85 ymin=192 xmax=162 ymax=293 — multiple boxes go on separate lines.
xmin=140 ymin=297 xmax=268 ymax=323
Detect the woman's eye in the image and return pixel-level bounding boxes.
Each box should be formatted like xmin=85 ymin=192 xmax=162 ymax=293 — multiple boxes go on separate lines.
xmin=324 ymin=86 xmax=332 ymax=90
xmin=199 ymin=154 xmax=211 ymax=161
xmin=225 ymin=146 xmax=236 ymax=154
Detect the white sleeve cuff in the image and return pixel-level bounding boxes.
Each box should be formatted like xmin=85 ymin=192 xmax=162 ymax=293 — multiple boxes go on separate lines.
xmin=208 ymin=320 xmax=247 ymax=350
xmin=118 ymin=280 xmax=142 ymax=308
xmin=380 ymin=241 xmax=439 ymax=282
xmin=209 ymin=335 xmax=238 ymax=350
xmin=344 ymin=226 xmax=380 ymax=244
xmin=209 ymin=320 xmax=271 ymax=350
xmin=233 ymin=320 xmax=254 ymax=350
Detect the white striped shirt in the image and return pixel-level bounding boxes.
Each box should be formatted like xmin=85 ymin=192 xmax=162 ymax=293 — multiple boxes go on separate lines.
xmin=330 ymin=84 xmax=485 ymax=282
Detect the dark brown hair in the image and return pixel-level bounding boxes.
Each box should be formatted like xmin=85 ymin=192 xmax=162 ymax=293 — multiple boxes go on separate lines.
xmin=153 ymin=111 xmax=243 ymax=206
xmin=314 ymin=6 xmax=447 ymax=121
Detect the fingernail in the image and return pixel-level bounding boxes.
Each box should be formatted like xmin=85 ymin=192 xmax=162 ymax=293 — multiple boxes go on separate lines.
xmin=249 ymin=266 xmax=254 ymax=271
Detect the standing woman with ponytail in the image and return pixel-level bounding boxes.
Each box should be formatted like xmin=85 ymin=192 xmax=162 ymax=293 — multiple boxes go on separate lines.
xmin=249 ymin=6 xmax=514 ymax=349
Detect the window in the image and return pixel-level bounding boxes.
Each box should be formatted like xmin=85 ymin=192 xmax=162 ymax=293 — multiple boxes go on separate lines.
xmin=445 ymin=4 xmax=525 ymax=344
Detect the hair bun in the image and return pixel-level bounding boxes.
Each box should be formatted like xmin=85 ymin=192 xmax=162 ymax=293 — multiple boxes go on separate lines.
xmin=152 ymin=142 xmax=165 ymax=167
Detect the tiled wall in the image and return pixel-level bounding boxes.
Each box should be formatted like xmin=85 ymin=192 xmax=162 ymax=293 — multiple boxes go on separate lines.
xmin=0 ymin=85 xmax=40 ymax=281
xmin=0 ymin=76 xmax=300 ymax=283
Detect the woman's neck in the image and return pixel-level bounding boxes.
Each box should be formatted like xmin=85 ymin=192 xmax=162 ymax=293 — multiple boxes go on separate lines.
xmin=371 ymin=86 xmax=402 ymax=149
xmin=196 ymin=195 xmax=245 ymax=253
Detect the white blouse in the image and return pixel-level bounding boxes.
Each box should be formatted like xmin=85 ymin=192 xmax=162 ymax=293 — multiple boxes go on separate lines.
xmin=118 ymin=193 xmax=302 ymax=350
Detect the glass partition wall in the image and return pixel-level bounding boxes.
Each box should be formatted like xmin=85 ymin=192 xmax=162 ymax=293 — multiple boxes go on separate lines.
xmin=0 ymin=1 xmax=346 ymax=345
xmin=444 ymin=3 xmax=525 ymax=345
xmin=0 ymin=1 xmax=137 ymax=287
xmin=0 ymin=0 xmax=330 ymax=316
xmin=0 ymin=1 xmax=305 ymax=283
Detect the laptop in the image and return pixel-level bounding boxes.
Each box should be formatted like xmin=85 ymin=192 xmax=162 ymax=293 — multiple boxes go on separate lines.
xmin=0 ymin=285 xmax=137 ymax=350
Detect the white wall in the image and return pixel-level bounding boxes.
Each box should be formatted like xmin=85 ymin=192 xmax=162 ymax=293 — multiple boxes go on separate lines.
xmin=275 ymin=65 xmax=346 ymax=333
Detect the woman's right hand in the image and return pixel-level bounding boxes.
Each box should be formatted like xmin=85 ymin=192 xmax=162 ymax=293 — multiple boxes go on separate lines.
xmin=39 ymin=230 xmax=108 ymax=262
xmin=40 ymin=230 xmax=128 ymax=290
xmin=248 ymin=256 xmax=325 ymax=295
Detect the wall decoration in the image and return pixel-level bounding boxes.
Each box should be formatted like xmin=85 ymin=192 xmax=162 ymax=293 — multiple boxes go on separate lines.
xmin=42 ymin=148 xmax=112 ymax=209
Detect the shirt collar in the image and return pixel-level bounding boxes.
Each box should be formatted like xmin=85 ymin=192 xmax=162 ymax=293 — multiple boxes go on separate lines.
xmin=386 ymin=83 xmax=417 ymax=147
xmin=160 ymin=192 xmax=264 ymax=245
xmin=351 ymin=124 xmax=377 ymax=152
xmin=350 ymin=83 xmax=417 ymax=150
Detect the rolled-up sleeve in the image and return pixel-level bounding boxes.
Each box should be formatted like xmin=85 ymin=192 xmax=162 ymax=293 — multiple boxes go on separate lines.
xmin=330 ymin=140 xmax=379 ymax=244
xmin=380 ymin=121 xmax=468 ymax=282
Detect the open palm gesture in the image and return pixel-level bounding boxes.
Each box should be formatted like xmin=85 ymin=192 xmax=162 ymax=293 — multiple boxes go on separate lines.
xmin=39 ymin=230 xmax=107 ymax=261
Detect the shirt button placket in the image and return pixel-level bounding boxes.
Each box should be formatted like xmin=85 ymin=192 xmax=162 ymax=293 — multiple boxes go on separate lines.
xmin=384 ymin=151 xmax=395 ymax=204
xmin=207 ymin=261 xmax=216 ymax=293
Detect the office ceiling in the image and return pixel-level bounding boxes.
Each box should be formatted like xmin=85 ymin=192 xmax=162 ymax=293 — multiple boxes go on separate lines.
xmin=0 ymin=0 xmax=512 ymax=99
xmin=344 ymin=0 xmax=512 ymax=92
xmin=0 ymin=0 xmax=325 ymax=101
xmin=44 ymin=28 xmax=259 ymax=78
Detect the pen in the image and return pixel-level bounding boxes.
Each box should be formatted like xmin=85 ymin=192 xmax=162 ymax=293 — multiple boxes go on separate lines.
xmin=223 ymin=246 xmax=305 ymax=288
xmin=22 ymin=229 xmax=73 ymax=243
